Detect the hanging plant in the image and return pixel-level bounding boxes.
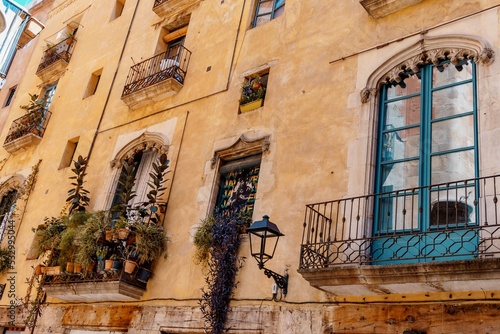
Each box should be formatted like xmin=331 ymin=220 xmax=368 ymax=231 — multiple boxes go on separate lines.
xmin=0 ymin=246 xmax=13 ymax=273
xmin=198 ymin=211 xmax=249 ymax=334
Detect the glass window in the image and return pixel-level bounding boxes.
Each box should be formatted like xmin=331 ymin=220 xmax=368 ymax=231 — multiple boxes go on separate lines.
xmin=375 ymin=59 xmax=477 ymax=232
xmin=0 ymin=189 xmax=18 ymax=242
xmin=253 ymin=0 xmax=285 ymax=27
xmin=215 ymin=154 xmax=261 ymax=216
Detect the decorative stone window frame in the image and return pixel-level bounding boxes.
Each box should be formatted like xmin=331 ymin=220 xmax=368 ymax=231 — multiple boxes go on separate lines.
xmin=192 ymin=131 xmax=272 ymax=239
xmin=102 ymin=131 xmax=169 ymax=211
xmin=360 ymin=34 xmax=495 ymax=103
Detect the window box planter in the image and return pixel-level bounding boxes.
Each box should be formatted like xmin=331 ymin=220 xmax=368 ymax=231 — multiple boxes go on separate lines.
xmin=239 ymin=98 xmax=263 ymax=113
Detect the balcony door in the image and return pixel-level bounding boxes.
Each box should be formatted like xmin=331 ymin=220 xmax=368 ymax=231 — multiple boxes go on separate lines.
xmin=372 ymin=59 xmax=479 ymax=264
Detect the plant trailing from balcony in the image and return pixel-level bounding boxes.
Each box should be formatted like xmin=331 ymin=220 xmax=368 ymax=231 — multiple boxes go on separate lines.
xmin=74 ymin=211 xmax=111 ymax=268
xmin=67 ymin=155 xmax=91 ymax=214
xmin=239 ymin=75 xmax=266 ymax=106
xmin=0 ymin=246 xmax=13 ymax=273
xmin=133 ymin=222 xmax=167 ymax=265
xmin=198 ymin=210 xmax=249 ymax=334
xmin=20 ymin=93 xmax=45 ymax=125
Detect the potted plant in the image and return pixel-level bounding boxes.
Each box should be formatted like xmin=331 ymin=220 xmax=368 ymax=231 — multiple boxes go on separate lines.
xmin=133 ymin=223 xmax=167 ymax=282
xmin=239 ymin=75 xmax=266 ymax=113
xmin=75 ymin=211 xmax=111 ymax=269
xmin=0 ymin=246 xmax=13 ymax=273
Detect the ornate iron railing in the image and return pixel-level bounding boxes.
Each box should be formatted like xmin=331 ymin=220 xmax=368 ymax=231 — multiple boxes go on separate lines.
xmin=43 ymin=267 xmax=147 ymax=290
xmin=36 ymin=37 xmax=77 ymax=73
xmin=153 ymin=0 xmax=169 ymax=7
xmin=300 ymin=175 xmax=500 ymax=268
xmin=122 ymin=44 xmax=191 ymax=97
xmin=4 ymin=108 xmax=51 ymax=144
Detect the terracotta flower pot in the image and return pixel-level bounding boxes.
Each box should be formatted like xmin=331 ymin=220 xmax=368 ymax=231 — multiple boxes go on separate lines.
xmin=104 ymin=259 xmax=113 ymax=270
xmin=118 ymin=228 xmax=130 ymax=240
xmin=124 ymin=260 xmax=137 ymax=274
xmin=66 ymin=262 xmax=74 ymax=273
xmin=73 ymin=263 xmax=82 ymax=273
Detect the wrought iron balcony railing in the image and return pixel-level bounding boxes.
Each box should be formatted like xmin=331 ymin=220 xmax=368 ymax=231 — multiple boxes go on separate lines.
xmin=36 ymin=37 xmax=76 ymax=73
xmin=300 ymin=175 xmax=500 ymax=269
xmin=122 ymin=44 xmax=191 ymax=97
xmin=153 ymin=0 xmax=168 ymax=7
xmin=4 ymin=108 xmax=51 ymax=145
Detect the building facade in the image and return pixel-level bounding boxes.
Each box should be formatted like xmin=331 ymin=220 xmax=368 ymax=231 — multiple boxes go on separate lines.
xmin=0 ymin=0 xmax=500 ymax=333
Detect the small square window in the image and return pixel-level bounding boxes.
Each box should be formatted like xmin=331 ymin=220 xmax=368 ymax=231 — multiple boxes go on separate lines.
xmin=3 ymin=86 xmax=16 ymax=107
xmin=239 ymin=72 xmax=268 ymax=113
xmin=111 ymin=0 xmax=125 ymax=20
xmin=253 ymin=0 xmax=285 ymax=27
xmin=84 ymin=69 xmax=102 ymax=98
xmin=59 ymin=138 xmax=79 ymax=169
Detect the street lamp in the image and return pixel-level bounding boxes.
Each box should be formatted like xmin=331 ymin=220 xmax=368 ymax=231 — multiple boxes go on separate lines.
xmin=247 ymin=215 xmax=288 ymax=298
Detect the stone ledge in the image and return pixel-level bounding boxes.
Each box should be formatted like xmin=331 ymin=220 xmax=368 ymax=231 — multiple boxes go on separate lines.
xmin=121 ymin=77 xmax=183 ymax=109
xmin=43 ymin=280 xmax=145 ymax=301
xmin=299 ymin=257 xmax=500 ymax=296
xmin=359 ymin=0 xmax=422 ymax=18
xmin=3 ymin=133 xmax=42 ymax=153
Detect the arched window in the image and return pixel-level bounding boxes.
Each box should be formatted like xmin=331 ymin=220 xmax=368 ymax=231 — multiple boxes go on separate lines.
xmin=361 ymin=35 xmax=495 ymax=264
xmin=0 ymin=189 xmax=18 ymax=242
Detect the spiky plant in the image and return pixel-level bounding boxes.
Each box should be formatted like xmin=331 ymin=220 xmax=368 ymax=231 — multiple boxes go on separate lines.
xmin=67 ymin=155 xmax=90 ymax=214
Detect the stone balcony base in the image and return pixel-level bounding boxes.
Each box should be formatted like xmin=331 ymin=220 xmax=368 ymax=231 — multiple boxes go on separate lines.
xmin=43 ymin=280 xmax=145 ymax=301
xmin=299 ymin=257 xmax=500 ymax=296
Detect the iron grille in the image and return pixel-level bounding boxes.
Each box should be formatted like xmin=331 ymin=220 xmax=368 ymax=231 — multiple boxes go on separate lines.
xmin=4 ymin=108 xmax=51 ymax=145
xmin=36 ymin=37 xmax=76 ymax=73
xmin=300 ymin=175 xmax=500 ymax=268
xmin=122 ymin=45 xmax=191 ymax=97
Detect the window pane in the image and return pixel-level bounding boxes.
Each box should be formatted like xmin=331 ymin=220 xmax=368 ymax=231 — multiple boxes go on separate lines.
xmin=429 ymin=186 xmax=476 ymax=227
xmin=431 ymin=149 xmax=475 ymax=184
xmin=257 ymin=0 xmax=273 ymax=15
xmin=380 ymin=160 xmax=419 ymax=192
xmin=382 ymin=127 xmax=420 ymax=162
xmin=432 ymin=61 xmax=473 ymax=88
xmin=432 ymin=82 xmax=473 ymax=119
xmin=274 ymin=4 xmax=285 ymax=18
xmin=386 ymin=73 xmax=420 ymax=99
xmin=431 ymin=115 xmax=474 ymax=153
xmin=217 ymin=163 xmax=260 ymax=215
xmin=384 ymin=96 xmax=421 ymax=129
xmin=377 ymin=193 xmax=419 ymax=232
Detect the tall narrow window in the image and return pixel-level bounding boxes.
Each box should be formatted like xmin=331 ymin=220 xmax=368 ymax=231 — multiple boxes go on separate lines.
xmin=59 ymin=138 xmax=79 ymax=169
xmin=84 ymin=69 xmax=102 ymax=98
xmin=0 ymin=189 xmax=18 ymax=242
xmin=373 ymin=59 xmax=477 ymax=263
xmin=215 ymin=155 xmax=261 ymax=216
xmin=111 ymin=0 xmax=126 ymax=20
xmin=3 ymin=85 xmax=16 ymax=107
xmin=253 ymin=0 xmax=285 ymax=27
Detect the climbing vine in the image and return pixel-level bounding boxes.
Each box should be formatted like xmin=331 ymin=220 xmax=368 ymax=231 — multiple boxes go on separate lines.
xmin=198 ymin=211 xmax=249 ymax=334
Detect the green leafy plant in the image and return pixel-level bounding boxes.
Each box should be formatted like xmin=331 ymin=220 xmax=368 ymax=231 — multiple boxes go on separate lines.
xmin=239 ymin=75 xmax=266 ymax=105
xmin=67 ymin=155 xmax=91 ymax=214
xmin=75 ymin=212 xmax=111 ymax=267
xmin=0 ymin=246 xmax=13 ymax=273
xmin=112 ymin=160 xmax=138 ymax=219
xmin=134 ymin=223 xmax=167 ymax=265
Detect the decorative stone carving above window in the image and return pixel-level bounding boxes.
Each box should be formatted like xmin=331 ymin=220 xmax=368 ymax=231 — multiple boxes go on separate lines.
xmin=360 ymin=34 xmax=495 ymax=103
xmin=211 ymin=135 xmax=270 ymax=169
xmin=110 ymin=132 xmax=168 ymax=168
xmin=359 ymin=0 xmax=422 ymax=18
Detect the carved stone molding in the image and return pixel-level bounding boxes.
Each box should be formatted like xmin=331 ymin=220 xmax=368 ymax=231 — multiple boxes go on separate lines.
xmin=0 ymin=175 xmax=24 ymax=197
xmin=110 ymin=132 xmax=168 ymax=168
xmin=361 ymin=34 xmax=495 ymax=103
xmin=360 ymin=0 xmax=422 ymax=19
xmin=211 ymin=135 xmax=270 ymax=169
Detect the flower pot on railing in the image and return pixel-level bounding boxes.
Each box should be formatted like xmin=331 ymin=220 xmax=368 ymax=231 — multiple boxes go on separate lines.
xmin=66 ymin=262 xmax=74 ymax=273
xmin=136 ymin=267 xmax=152 ymax=283
xmin=124 ymin=260 xmax=137 ymax=274
xmin=111 ymin=260 xmax=122 ymax=271
xmin=45 ymin=266 xmax=61 ymax=276
xmin=35 ymin=264 xmax=45 ymax=275
xmin=74 ymin=263 xmax=82 ymax=274
xmin=104 ymin=259 xmax=113 ymax=270
xmin=118 ymin=228 xmax=130 ymax=240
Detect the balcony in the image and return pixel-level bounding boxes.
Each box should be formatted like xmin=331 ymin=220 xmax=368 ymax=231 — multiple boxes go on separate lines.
xmin=3 ymin=108 xmax=51 ymax=153
xmin=359 ymin=0 xmax=423 ymax=18
xmin=36 ymin=37 xmax=76 ymax=83
xmin=42 ymin=268 xmax=147 ymax=301
xmin=121 ymin=45 xmax=191 ymax=109
xmin=299 ymin=175 xmax=500 ymax=296
xmin=152 ymin=0 xmax=202 ymax=27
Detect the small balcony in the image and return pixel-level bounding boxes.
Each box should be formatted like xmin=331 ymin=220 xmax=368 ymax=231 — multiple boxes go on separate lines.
xmin=3 ymin=109 xmax=51 ymax=153
xmin=121 ymin=45 xmax=191 ymax=109
xmin=359 ymin=0 xmax=423 ymax=18
xmin=299 ymin=174 xmax=500 ymax=296
xmin=42 ymin=268 xmax=147 ymax=302
xmin=152 ymin=0 xmax=202 ymax=21
xmin=36 ymin=37 xmax=76 ymax=83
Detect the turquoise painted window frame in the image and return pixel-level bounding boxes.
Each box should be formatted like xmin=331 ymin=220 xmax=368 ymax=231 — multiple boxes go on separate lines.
xmin=374 ymin=59 xmax=478 ymax=235
xmin=253 ymin=0 xmax=285 ymax=27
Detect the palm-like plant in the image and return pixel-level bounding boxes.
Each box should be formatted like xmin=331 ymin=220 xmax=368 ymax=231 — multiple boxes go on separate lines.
xmin=66 ymin=155 xmax=90 ymax=214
